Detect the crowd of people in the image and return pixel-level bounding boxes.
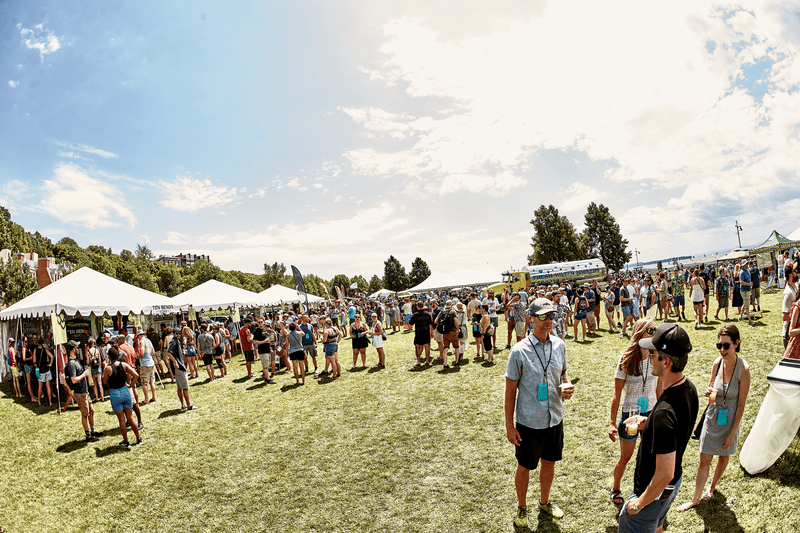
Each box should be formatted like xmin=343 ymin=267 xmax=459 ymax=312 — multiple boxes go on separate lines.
xmin=1 ymin=254 xmax=789 ymax=532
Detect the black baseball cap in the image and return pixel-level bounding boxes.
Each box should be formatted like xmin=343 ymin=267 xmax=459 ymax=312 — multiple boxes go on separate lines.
xmin=639 ymin=323 xmax=692 ymax=358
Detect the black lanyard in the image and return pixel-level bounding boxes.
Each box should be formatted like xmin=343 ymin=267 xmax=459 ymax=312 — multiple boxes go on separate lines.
xmin=530 ymin=337 xmax=552 ymax=382
xmin=641 ymin=358 xmax=649 ymax=390
xmin=720 ymin=357 xmax=738 ymax=402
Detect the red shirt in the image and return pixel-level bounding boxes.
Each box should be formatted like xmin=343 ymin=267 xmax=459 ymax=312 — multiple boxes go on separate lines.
xmin=239 ymin=327 xmax=254 ymax=352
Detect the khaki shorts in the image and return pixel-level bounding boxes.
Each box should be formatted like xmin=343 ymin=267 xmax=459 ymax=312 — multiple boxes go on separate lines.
xmin=74 ymin=392 xmax=93 ymax=417
xmin=259 ymin=352 xmax=270 ymax=369
xmin=139 ymin=365 xmax=154 ymax=386
xmin=514 ymin=320 xmax=526 ymax=338
xmin=752 ymin=287 xmax=760 ymax=299
xmin=741 ymin=291 xmax=751 ymax=309
xmin=433 ymin=330 xmax=443 ymax=342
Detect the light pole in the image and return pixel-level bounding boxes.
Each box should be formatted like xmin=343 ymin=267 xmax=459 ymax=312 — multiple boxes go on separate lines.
xmin=735 ymin=221 xmax=743 ymax=248
xmin=634 ymin=248 xmax=640 ymax=269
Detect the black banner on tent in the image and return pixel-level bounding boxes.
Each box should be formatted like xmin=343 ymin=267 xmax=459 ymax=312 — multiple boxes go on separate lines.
xmin=291 ymin=265 xmax=309 ymax=312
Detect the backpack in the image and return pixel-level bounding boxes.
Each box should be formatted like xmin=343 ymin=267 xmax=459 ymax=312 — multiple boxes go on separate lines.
xmin=578 ymin=296 xmax=588 ymax=311
xmin=437 ymin=310 xmax=455 ymax=333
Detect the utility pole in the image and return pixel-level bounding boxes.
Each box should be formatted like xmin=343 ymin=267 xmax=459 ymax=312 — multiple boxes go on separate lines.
xmin=735 ymin=220 xmax=743 ymax=248
xmin=634 ymin=248 xmax=640 ymax=269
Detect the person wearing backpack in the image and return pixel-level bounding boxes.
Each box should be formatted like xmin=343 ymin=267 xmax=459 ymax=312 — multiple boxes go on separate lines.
xmin=572 ymin=288 xmax=589 ymax=342
xmin=434 ymin=300 xmax=460 ymax=368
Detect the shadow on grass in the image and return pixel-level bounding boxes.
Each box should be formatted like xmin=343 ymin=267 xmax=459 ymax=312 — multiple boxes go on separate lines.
xmin=56 ymin=438 xmax=89 ymax=453
xmin=367 ymin=366 xmax=383 ymax=374
xmin=246 ymin=381 xmax=269 ymax=391
xmin=694 ymin=490 xmax=744 ymax=532
xmin=347 ymin=366 xmax=368 ymax=373
xmin=232 ymin=375 xmax=252 ymax=384
xmin=96 ymin=444 xmax=131 ymax=457
xmin=280 ymin=383 xmax=303 ymax=392
xmin=437 ymin=365 xmax=461 ymax=375
xmin=158 ymin=408 xmax=184 ymax=419
xmin=481 ymin=361 xmax=496 ymax=368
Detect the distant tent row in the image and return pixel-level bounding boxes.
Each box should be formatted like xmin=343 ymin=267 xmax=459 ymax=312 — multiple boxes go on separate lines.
xmin=406 ymin=265 xmax=501 ymax=292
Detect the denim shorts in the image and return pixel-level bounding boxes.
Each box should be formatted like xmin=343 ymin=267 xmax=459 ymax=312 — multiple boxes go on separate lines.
xmin=324 ymin=344 xmax=338 ymax=357
xmin=622 ymin=306 xmax=632 ymax=318
xmin=110 ymin=386 xmax=133 ymax=413
xmin=617 ymin=410 xmax=651 ymax=443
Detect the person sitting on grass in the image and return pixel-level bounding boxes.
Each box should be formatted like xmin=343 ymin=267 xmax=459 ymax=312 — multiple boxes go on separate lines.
xmin=103 ymin=347 xmax=142 ymax=449
xmin=165 ymin=330 xmax=199 ymax=411
xmin=65 ymin=340 xmax=101 ymax=443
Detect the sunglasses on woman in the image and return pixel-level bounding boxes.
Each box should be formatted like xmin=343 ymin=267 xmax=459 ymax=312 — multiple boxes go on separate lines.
xmin=646 ymin=327 xmax=656 ymax=335
xmin=716 ymin=342 xmax=731 ymax=350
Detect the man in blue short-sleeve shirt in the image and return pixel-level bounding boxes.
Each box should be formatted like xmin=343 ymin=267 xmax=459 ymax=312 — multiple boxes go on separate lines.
xmin=505 ymin=298 xmax=574 ymax=527
xmin=739 ymin=259 xmax=753 ymax=325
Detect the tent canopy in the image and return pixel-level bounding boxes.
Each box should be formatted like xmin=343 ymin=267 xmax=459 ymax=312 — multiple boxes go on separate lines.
xmin=170 ymin=279 xmax=262 ymax=312
xmin=407 ymin=265 xmax=502 ymax=292
xmin=258 ymin=284 xmax=324 ymax=306
xmin=716 ymin=249 xmax=750 ymax=262
xmin=750 ymin=230 xmax=800 ymax=254
xmin=369 ymin=288 xmax=395 ymax=299
xmin=0 ymin=267 xmax=179 ymax=320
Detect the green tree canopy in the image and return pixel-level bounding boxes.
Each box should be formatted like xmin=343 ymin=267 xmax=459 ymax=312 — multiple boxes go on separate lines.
xmin=135 ymin=244 xmax=154 ymax=261
xmin=368 ymin=274 xmax=383 ymax=293
xmin=330 ymin=274 xmax=351 ymax=297
xmin=580 ymin=202 xmax=631 ymax=272
xmin=0 ymin=258 xmax=39 ymax=306
xmin=408 ymin=257 xmax=431 ymax=288
xmin=527 ymin=204 xmax=584 ymax=265
xmin=350 ymin=274 xmax=368 ymax=294
xmin=383 ymin=255 xmax=409 ymax=291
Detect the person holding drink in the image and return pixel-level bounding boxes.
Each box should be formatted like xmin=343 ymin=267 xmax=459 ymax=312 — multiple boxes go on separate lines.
xmin=505 ymin=297 xmax=574 ymax=527
xmin=678 ymin=325 xmax=750 ymax=511
xmin=608 ymin=318 xmax=662 ymax=506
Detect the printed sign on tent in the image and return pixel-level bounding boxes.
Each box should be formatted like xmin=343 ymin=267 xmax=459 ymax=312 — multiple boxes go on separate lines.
xmin=51 ymin=312 xmax=68 ymax=345
xmin=188 ymin=307 xmax=197 ymax=321
xmin=232 ymin=305 xmax=241 ymax=323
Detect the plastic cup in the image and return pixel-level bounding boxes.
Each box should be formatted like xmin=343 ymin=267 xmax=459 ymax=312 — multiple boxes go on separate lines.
xmin=626 ymin=422 xmax=639 ymax=436
xmin=709 ymin=389 xmax=718 ymax=404
xmin=559 ymin=383 xmax=574 ymax=398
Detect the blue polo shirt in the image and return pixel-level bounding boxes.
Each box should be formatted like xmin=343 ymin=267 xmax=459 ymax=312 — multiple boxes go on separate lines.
xmin=740 ymin=268 xmax=752 ymax=292
xmin=505 ymin=333 xmax=568 ymax=429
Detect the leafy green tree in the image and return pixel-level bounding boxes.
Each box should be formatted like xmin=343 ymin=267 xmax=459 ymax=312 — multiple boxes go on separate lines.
xmin=262 ymin=261 xmax=288 ymax=289
xmin=408 ymin=257 xmax=431 ymax=288
xmin=330 ymin=274 xmax=351 ymax=297
xmin=0 ymin=258 xmax=39 ymax=306
xmin=302 ymin=273 xmax=327 ymax=297
xmin=383 ymin=255 xmax=409 ymax=291
xmin=350 ymin=275 xmax=368 ymax=295
xmin=368 ymin=274 xmax=384 ymax=294
xmin=135 ymin=244 xmax=154 ymax=261
xmin=580 ymin=202 xmax=631 ymax=272
xmin=188 ymin=259 xmax=220 ymax=286
xmin=527 ymin=205 xmax=584 ymax=265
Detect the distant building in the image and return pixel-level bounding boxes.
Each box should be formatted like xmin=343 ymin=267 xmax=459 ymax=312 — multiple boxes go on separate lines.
xmin=155 ymin=253 xmax=211 ymax=268
xmin=0 ymin=249 xmax=71 ymax=288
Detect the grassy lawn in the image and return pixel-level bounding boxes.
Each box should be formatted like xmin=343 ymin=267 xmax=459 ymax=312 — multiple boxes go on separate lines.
xmin=1 ymin=290 xmax=799 ymax=532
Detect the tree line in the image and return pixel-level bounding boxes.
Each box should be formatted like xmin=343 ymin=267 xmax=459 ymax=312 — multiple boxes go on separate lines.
xmin=528 ymin=202 xmax=631 ymax=272
xmin=0 ymin=205 xmax=438 ymax=306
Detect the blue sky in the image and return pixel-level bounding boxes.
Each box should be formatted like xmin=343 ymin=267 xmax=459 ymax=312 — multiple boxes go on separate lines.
xmin=2 ymin=0 xmax=800 ymax=279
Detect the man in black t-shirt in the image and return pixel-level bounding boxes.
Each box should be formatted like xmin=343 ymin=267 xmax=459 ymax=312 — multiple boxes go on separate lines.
xmin=408 ymin=302 xmax=433 ymax=366
xmin=618 ymin=324 xmax=698 ymax=533
xmin=65 ymin=340 xmax=100 ymax=442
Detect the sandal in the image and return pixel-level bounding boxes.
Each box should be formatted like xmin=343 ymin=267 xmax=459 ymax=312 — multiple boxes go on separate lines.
xmin=611 ymin=490 xmax=624 ymax=505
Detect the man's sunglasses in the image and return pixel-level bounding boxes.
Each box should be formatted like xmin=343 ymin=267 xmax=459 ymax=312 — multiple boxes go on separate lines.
xmin=536 ymin=314 xmax=553 ymax=322
xmin=716 ymin=342 xmax=732 ymax=350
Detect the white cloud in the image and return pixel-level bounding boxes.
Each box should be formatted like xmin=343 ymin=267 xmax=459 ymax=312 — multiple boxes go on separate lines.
xmin=53 ymin=141 xmax=118 ymax=159
xmin=159 ymin=174 xmax=239 ymax=211
xmin=17 ymin=23 xmax=61 ymax=60
xmin=341 ymin=0 xmax=800 ymax=231
xmin=285 ymin=178 xmax=308 ymax=192
xmin=136 ymin=235 xmax=152 ymax=244
xmin=0 ymin=180 xmax=32 ymax=211
xmin=162 ymin=231 xmax=189 ymax=245
xmin=8 ymin=81 xmax=19 ymax=88
xmin=37 ymin=163 xmax=137 ymax=229
xmin=559 ymin=182 xmax=609 ymax=215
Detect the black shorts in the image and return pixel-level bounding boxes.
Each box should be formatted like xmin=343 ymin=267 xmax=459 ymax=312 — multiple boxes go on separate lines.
xmin=202 ymin=353 xmax=213 ymax=366
xmin=414 ymin=334 xmax=431 ymax=346
xmin=214 ymin=357 xmax=225 ymax=369
xmin=514 ymin=421 xmax=564 ymax=470
xmin=244 ymin=350 xmax=255 ymax=363
xmin=289 ymin=350 xmax=305 ymax=361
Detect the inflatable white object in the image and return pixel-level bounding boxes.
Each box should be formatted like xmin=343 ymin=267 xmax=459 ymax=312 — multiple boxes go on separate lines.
xmin=740 ymin=359 xmax=800 ymax=475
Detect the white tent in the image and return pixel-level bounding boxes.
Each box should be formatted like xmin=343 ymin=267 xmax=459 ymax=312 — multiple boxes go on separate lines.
xmin=407 ymin=266 xmax=502 ymax=292
xmin=170 ymin=279 xmax=263 ymax=312
xmin=789 ymin=226 xmax=800 ymax=241
xmin=369 ymin=288 xmax=395 ymax=299
xmin=0 ymin=267 xmax=179 ymax=320
xmin=258 ymin=284 xmax=325 ymax=306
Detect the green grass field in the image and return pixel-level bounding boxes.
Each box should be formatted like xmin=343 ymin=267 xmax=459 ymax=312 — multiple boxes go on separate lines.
xmin=1 ymin=291 xmax=799 ymax=532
